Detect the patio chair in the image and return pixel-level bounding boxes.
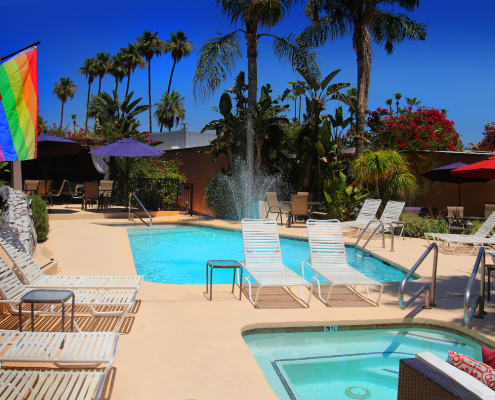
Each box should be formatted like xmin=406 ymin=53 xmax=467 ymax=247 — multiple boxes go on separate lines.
xmin=37 ymin=180 xmax=52 ymax=201
xmin=23 ymin=180 xmax=39 ymax=196
xmin=265 ymin=192 xmax=289 ymax=225
xmin=50 ymin=179 xmax=68 ymax=205
xmin=303 ymin=219 xmax=383 ymax=306
xmin=240 ymin=218 xmax=312 ymax=307
xmin=286 ymin=194 xmax=309 ymax=228
xmin=99 ymin=179 xmax=114 ymax=208
xmin=0 ymin=224 xmax=144 ymax=290
xmin=448 ymin=206 xmax=464 ymax=218
xmin=65 ymin=181 xmax=84 ymax=208
xmin=425 ymin=211 xmax=495 ymax=255
xmin=83 ymin=182 xmax=100 ymax=210
xmin=0 ymin=257 xmax=137 ymax=332
xmin=340 ymin=199 xmax=382 ymax=236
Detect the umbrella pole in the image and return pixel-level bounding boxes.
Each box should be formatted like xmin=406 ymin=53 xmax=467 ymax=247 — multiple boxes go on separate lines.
xmin=458 ymin=183 xmax=461 ymax=207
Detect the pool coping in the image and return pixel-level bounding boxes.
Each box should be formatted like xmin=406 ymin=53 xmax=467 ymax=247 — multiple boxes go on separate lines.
xmin=115 ymin=221 xmax=421 ymax=281
xmin=240 ymin=318 xmax=495 ymax=348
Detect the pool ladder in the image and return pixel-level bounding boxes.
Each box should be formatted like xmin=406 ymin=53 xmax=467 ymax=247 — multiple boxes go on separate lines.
xmin=464 ymin=247 xmax=486 ymax=325
xmin=128 ymin=193 xmax=152 ymax=227
xmin=398 ymin=243 xmax=438 ymax=310
xmin=354 ymin=219 xmax=395 ymax=256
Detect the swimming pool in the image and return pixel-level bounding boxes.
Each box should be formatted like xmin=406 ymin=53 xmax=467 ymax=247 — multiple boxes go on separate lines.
xmin=244 ymin=327 xmax=481 ymax=400
xmin=127 ymin=225 xmax=413 ymax=284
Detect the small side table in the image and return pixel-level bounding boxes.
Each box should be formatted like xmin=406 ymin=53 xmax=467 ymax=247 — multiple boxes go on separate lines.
xmin=19 ymin=290 xmax=75 ymax=332
xmin=206 ymin=260 xmax=243 ymax=301
xmin=392 ymin=221 xmax=413 ymax=240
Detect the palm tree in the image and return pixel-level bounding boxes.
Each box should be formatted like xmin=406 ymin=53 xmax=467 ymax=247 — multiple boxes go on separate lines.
xmin=393 ymin=92 xmax=402 ymax=116
xmin=301 ymin=0 xmax=427 ymax=158
xmin=193 ymin=0 xmax=319 ymax=176
xmin=385 ymin=98 xmax=393 ymax=112
xmin=53 ymin=78 xmax=77 ymax=127
xmin=164 ymin=31 xmax=195 ymax=94
xmin=94 ymin=52 xmax=111 ymax=94
xmin=136 ymin=31 xmax=165 ymax=132
xmin=71 ymin=114 xmax=77 ymax=129
xmin=120 ymin=43 xmax=146 ymax=98
xmin=153 ymin=90 xmax=186 ymax=132
xmin=406 ymin=96 xmax=421 ymax=109
xmin=78 ymin=57 xmax=98 ymax=127
xmin=109 ymin=52 xmax=127 ymax=93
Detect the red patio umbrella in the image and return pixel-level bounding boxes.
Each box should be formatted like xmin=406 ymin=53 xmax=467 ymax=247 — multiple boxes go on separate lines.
xmin=452 ymin=156 xmax=495 ymax=180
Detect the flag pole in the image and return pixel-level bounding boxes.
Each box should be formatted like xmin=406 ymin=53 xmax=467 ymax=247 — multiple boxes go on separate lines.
xmin=0 ymin=41 xmax=40 ymax=61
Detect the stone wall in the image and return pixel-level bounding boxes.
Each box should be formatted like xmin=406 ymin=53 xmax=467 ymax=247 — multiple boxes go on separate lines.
xmin=0 ymin=187 xmax=37 ymax=255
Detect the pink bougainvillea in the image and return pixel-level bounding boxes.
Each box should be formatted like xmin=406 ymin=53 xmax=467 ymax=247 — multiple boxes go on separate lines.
xmin=478 ymin=123 xmax=495 ymax=151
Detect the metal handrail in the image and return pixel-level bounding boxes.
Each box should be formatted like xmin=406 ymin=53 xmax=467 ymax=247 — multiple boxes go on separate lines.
xmin=128 ymin=193 xmax=152 ymax=227
xmin=399 ymin=243 xmax=438 ymax=310
xmin=464 ymin=247 xmax=485 ymax=325
xmin=354 ymin=219 xmax=395 ymax=256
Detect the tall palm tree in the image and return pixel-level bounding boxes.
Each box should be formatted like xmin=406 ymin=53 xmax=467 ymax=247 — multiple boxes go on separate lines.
xmin=406 ymin=96 xmax=421 ymax=109
xmin=393 ymin=92 xmax=402 ymax=116
xmin=164 ymin=31 xmax=195 ymax=94
xmin=136 ymin=31 xmax=165 ymax=132
xmin=301 ymin=0 xmax=427 ymax=158
xmin=120 ymin=43 xmax=146 ymax=98
xmin=385 ymin=98 xmax=393 ymax=112
xmin=53 ymin=78 xmax=77 ymax=127
xmin=109 ymin=52 xmax=127 ymax=93
xmin=78 ymin=57 xmax=98 ymax=127
xmin=194 ymin=0 xmax=319 ymax=176
xmin=153 ymin=90 xmax=186 ymax=132
xmin=94 ymin=52 xmax=111 ymax=94
xmin=71 ymin=114 xmax=77 ymax=129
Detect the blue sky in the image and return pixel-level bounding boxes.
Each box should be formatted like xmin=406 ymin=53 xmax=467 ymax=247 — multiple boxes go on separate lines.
xmin=1 ymin=0 xmax=494 ymax=145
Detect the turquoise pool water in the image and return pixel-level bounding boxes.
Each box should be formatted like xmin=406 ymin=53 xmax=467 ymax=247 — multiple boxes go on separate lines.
xmin=127 ymin=225 xmax=412 ymax=284
xmin=244 ymin=328 xmax=481 ymax=400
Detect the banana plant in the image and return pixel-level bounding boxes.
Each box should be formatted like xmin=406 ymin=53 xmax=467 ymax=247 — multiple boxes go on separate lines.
xmin=324 ymin=171 xmax=368 ymax=221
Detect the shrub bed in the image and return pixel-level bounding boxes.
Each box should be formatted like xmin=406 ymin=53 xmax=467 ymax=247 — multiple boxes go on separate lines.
xmin=399 ymin=213 xmax=448 ymax=238
xmin=30 ymin=194 xmax=49 ymax=242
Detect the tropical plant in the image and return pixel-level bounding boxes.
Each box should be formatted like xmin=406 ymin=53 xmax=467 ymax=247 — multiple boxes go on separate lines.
xmin=301 ymin=0 xmax=427 ymax=158
xmin=406 ymin=96 xmax=421 ymax=108
xmin=164 ymin=30 xmax=195 ymax=94
xmin=478 ymin=122 xmax=495 ymax=151
xmin=193 ymin=0 xmax=320 ymax=180
xmin=52 ymin=77 xmax=77 ymax=127
xmin=78 ymin=57 xmax=98 ymax=127
xmin=323 ymin=171 xmax=368 ymax=220
xmin=385 ymin=98 xmax=393 ymax=112
xmin=352 ymin=149 xmax=417 ymax=203
xmin=399 ymin=213 xmax=448 ymax=238
xmin=120 ymin=43 xmax=146 ymax=98
xmin=136 ymin=31 xmax=165 ymax=132
xmin=153 ymin=90 xmax=186 ymax=132
xmin=30 ymin=194 xmax=49 ymax=242
xmin=0 ymin=162 xmax=10 ymax=186
xmin=109 ymin=52 xmax=126 ymax=92
xmin=393 ymin=92 xmax=402 ymax=115
xmin=94 ymin=52 xmax=111 ymax=94
xmin=71 ymin=114 xmax=77 ymax=129
xmin=37 ymin=116 xmax=48 ymax=134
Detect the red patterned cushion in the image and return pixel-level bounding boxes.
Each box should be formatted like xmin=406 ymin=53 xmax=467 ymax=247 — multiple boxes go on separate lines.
xmin=449 ymin=351 xmax=495 ymax=390
xmin=483 ymin=346 xmax=495 ymax=369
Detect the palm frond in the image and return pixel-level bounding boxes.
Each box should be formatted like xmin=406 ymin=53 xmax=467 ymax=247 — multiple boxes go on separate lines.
xmin=300 ymin=6 xmax=351 ymax=47
xmin=272 ymin=34 xmax=320 ymax=81
xmin=216 ymin=0 xmax=250 ymax=24
xmin=193 ymin=30 xmax=242 ymax=103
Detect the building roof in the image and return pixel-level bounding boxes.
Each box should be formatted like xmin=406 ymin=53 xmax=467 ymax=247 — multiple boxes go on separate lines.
xmin=149 ymin=130 xmax=216 ymax=151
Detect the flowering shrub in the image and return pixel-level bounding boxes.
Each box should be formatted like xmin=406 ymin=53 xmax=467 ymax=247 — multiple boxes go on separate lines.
xmin=46 ymin=123 xmax=88 ymax=139
xmin=478 ymin=123 xmax=495 ymax=151
xmin=351 ymin=107 xmax=460 ymax=151
xmin=96 ymin=124 xmax=158 ymax=146
xmin=129 ymin=158 xmax=185 ymax=181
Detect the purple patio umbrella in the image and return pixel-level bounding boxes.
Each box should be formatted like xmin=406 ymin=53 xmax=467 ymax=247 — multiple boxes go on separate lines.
xmin=422 ymin=162 xmax=490 ymax=206
xmin=37 ymin=133 xmax=84 ymax=180
xmin=88 ymin=138 xmax=163 ymax=157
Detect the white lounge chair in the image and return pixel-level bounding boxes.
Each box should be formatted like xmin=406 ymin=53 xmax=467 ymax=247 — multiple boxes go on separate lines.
xmin=425 ymin=211 xmax=495 ymax=255
xmin=303 ymin=219 xmax=383 ymax=306
xmin=240 ymin=218 xmax=312 ymax=307
xmin=0 ymin=256 xmax=137 ymax=332
xmin=341 ymin=199 xmax=382 ymax=236
xmin=0 ymin=225 xmax=143 ymax=290
xmin=347 ymin=200 xmax=406 ymax=237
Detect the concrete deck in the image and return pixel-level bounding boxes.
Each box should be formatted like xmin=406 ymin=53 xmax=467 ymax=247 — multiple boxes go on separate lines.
xmin=9 ymin=214 xmax=495 ymax=399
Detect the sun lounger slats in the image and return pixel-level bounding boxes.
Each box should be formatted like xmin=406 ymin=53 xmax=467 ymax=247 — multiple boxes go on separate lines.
xmin=305 ymin=219 xmax=383 ymax=306
xmin=0 ymin=331 xmax=118 ymax=365
xmin=341 ymin=199 xmax=382 ymax=228
xmin=0 ymin=225 xmax=143 ymax=290
xmin=0 ymin=369 xmax=105 ymax=400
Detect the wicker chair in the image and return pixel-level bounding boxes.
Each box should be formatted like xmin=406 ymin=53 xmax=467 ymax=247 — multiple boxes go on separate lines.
xmin=83 ymin=182 xmax=100 ymax=210
xmin=286 ymin=194 xmax=309 ymax=228
xmin=99 ymin=180 xmax=114 ymax=208
xmin=265 ymin=192 xmax=289 ymax=225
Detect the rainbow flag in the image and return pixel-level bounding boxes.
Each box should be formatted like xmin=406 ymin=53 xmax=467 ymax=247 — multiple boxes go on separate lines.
xmin=0 ymin=47 xmax=38 ymax=161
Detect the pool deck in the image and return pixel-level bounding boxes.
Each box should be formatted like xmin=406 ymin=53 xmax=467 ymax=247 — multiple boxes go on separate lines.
xmin=12 ymin=212 xmax=495 ymax=399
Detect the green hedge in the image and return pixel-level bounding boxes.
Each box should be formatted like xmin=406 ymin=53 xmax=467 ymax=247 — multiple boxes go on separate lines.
xmin=30 ymin=194 xmax=49 ymax=242
xmin=399 ymin=213 xmax=448 ymax=238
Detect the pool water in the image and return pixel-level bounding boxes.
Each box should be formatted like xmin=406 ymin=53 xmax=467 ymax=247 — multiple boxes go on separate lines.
xmin=244 ymin=328 xmax=480 ymax=400
xmin=127 ymin=225 xmax=412 ymax=284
